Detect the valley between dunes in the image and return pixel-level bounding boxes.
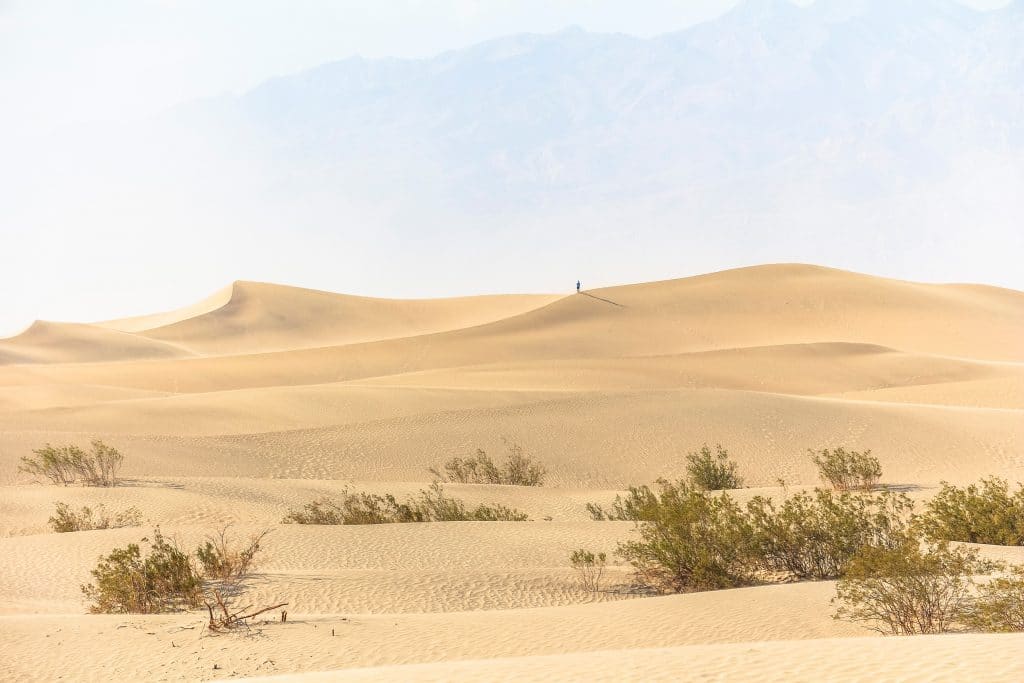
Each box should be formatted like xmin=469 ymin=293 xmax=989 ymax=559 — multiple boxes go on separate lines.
xmin=1 ymin=263 xmax=1023 ymax=682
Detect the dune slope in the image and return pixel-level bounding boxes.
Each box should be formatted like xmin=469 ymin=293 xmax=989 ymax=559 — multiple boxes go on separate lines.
xmin=1 ymin=264 xmax=1022 ymax=681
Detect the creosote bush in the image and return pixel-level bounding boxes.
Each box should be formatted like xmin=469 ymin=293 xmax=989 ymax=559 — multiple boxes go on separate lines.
xmin=82 ymin=527 xmax=274 ymax=618
xmin=82 ymin=529 xmax=203 ymax=614
xmin=19 ymin=440 xmax=124 ymax=487
xmin=811 ymin=447 xmax=881 ymax=491
xmin=615 ymin=479 xmax=757 ymax=593
xmin=282 ymin=483 xmax=529 ymax=524
xmin=832 ymin=540 xmax=995 ymax=635
xmin=570 ymin=549 xmax=607 ymax=592
xmin=49 ymin=502 xmax=142 ymax=532
xmin=430 ymin=440 xmax=546 ymax=486
xmin=685 ymin=444 xmax=743 ymax=490
xmin=917 ymin=477 xmax=1024 ymax=546
xmin=964 ymin=566 xmax=1024 ymax=632
xmin=746 ymin=489 xmax=913 ymax=580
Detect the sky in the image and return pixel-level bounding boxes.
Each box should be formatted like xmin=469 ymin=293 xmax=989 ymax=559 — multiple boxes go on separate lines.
xmin=0 ymin=0 xmax=1017 ymax=335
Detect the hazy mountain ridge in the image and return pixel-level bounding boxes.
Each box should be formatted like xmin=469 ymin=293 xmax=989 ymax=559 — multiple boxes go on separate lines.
xmin=23 ymin=0 xmax=1021 ymax=303
xmin=203 ymin=0 xmax=1023 ymax=210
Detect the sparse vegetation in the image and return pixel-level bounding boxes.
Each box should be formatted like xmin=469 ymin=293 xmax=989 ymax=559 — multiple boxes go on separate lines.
xmin=282 ymin=483 xmax=529 ymax=524
xmin=570 ymin=549 xmax=607 ymax=592
xmin=615 ymin=479 xmax=757 ymax=593
xmin=746 ymin=489 xmax=914 ymax=580
xmin=82 ymin=526 xmax=281 ymax=627
xmin=917 ymin=477 xmax=1024 ymax=546
xmin=82 ymin=529 xmax=203 ymax=614
xmin=964 ymin=566 xmax=1024 ymax=632
xmin=585 ymin=486 xmax=658 ymax=522
xmin=48 ymin=502 xmax=142 ymax=532
xmin=685 ymin=444 xmax=742 ymax=490
xmin=196 ymin=526 xmax=270 ymax=584
xmin=430 ymin=440 xmax=546 ymax=486
xmin=19 ymin=440 xmax=124 ymax=487
xmin=832 ymin=539 xmax=994 ymax=635
xmin=811 ymin=447 xmax=881 ymax=491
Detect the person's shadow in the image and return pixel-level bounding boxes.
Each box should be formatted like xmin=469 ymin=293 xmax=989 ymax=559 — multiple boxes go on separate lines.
xmin=580 ymin=291 xmax=624 ymax=308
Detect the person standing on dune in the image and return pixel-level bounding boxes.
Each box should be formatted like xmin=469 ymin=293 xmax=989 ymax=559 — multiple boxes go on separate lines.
xmin=576 ymin=280 xmax=581 ymax=293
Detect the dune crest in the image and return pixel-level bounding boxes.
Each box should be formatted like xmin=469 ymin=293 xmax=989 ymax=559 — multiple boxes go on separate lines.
xmin=1 ymin=263 xmax=1022 ymax=681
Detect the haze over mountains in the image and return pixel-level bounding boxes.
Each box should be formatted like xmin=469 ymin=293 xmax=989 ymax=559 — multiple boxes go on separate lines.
xmin=5 ymin=0 xmax=1023 ymax=338
xmin=156 ymin=0 xmax=1024 ymax=283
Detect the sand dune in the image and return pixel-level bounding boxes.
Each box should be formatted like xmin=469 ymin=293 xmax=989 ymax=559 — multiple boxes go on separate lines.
xmin=137 ymin=280 xmax=561 ymax=355
xmin=1 ymin=264 xmax=1022 ymax=681
xmin=0 ymin=320 xmax=195 ymax=365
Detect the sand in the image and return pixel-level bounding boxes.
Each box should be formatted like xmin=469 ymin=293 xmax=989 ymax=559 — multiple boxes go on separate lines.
xmin=0 ymin=263 xmax=1022 ymax=681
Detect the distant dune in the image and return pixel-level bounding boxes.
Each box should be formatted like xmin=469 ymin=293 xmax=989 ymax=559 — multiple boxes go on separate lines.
xmin=1 ymin=263 xmax=1022 ymax=682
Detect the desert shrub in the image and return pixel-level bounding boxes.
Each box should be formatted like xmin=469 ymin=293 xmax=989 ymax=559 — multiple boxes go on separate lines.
xmin=82 ymin=529 xmax=203 ymax=614
xmin=616 ymin=479 xmax=756 ymax=593
xmin=685 ymin=444 xmax=742 ymax=490
xmin=196 ymin=527 xmax=271 ymax=584
xmin=811 ymin=447 xmax=881 ymax=491
xmin=48 ymin=502 xmax=142 ymax=532
xmin=832 ymin=540 xmax=993 ymax=635
xmin=431 ymin=441 xmax=546 ymax=486
xmin=586 ymin=485 xmax=660 ymax=522
xmin=746 ymin=489 xmax=914 ymax=580
xmin=19 ymin=440 xmax=124 ymax=487
xmin=570 ymin=549 xmax=608 ymax=592
xmin=917 ymin=477 xmax=1024 ymax=546
xmin=413 ymin=482 xmax=530 ymax=521
xmin=964 ymin=565 xmax=1024 ymax=632
xmin=282 ymin=484 xmax=529 ymax=524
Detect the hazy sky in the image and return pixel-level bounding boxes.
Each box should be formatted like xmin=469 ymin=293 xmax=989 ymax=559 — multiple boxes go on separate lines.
xmin=0 ymin=0 xmax=1017 ymax=335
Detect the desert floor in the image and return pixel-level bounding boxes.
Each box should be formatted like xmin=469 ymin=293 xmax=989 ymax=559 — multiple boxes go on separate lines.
xmin=1 ymin=263 xmax=1023 ymax=681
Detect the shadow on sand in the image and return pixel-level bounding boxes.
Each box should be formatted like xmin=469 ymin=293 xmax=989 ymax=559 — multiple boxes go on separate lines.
xmin=580 ymin=291 xmax=625 ymax=308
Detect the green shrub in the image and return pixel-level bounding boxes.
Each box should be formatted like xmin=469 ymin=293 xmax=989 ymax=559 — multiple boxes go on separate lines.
xmin=431 ymin=441 xmax=546 ymax=486
xmin=586 ymin=486 xmax=660 ymax=522
xmin=81 ymin=529 xmax=203 ymax=614
xmin=570 ymin=549 xmax=608 ymax=592
xmin=282 ymin=483 xmax=529 ymax=524
xmin=685 ymin=444 xmax=742 ymax=490
xmin=832 ymin=540 xmax=993 ymax=635
xmin=196 ymin=527 xmax=270 ymax=584
xmin=964 ymin=566 xmax=1024 ymax=632
xmin=19 ymin=440 xmax=124 ymax=487
xmin=746 ymin=489 xmax=914 ymax=580
xmin=811 ymin=447 xmax=881 ymax=491
xmin=48 ymin=502 xmax=142 ymax=532
xmin=918 ymin=477 xmax=1024 ymax=546
xmin=616 ymin=479 xmax=756 ymax=593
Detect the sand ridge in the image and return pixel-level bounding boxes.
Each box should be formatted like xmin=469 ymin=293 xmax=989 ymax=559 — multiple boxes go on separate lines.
xmin=1 ymin=264 xmax=1022 ymax=681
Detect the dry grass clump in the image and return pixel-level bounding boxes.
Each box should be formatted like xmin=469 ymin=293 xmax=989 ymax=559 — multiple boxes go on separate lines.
xmin=430 ymin=440 xmax=546 ymax=486
xmin=19 ymin=440 xmax=124 ymax=487
xmin=685 ymin=444 xmax=743 ymax=490
xmin=569 ymin=549 xmax=607 ymax=592
xmin=917 ymin=477 xmax=1024 ymax=546
xmin=282 ymin=483 xmax=529 ymax=524
xmin=49 ymin=502 xmax=142 ymax=532
xmin=812 ymin=447 xmax=882 ymax=491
